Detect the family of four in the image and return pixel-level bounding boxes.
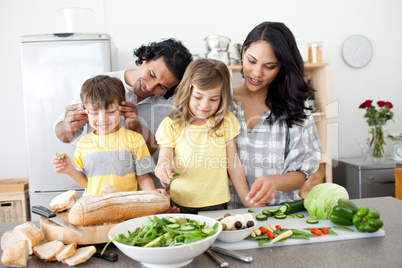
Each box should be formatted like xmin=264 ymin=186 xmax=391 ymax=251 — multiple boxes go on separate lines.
xmin=51 ymin=21 xmax=322 ymax=214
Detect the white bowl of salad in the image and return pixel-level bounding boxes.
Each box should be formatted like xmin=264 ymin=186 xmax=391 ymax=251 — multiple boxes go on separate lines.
xmin=107 ymin=213 xmax=222 ymax=268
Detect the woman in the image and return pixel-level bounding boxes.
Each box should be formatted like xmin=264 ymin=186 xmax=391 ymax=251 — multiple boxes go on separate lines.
xmin=229 ymin=22 xmax=321 ymax=209
xmin=54 ymin=38 xmax=192 ymax=156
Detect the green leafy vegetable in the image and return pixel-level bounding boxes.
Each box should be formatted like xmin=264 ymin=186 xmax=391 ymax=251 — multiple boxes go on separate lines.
xmin=56 ymin=153 xmax=66 ymax=159
xmin=303 ymin=183 xmax=349 ymax=220
xmin=102 ymin=216 xmax=217 ymax=253
xmin=171 ymin=173 xmax=180 ymax=182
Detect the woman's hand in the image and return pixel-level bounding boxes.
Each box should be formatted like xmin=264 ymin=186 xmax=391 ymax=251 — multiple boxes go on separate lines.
xmin=246 ymin=176 xmax=277 ymax=206
xmin=118 ymin=101 xmax=139 ymax=130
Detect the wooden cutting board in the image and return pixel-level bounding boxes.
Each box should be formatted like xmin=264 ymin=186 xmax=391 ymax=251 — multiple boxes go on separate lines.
xmin=39 ymin=211 xmax=118 ymax=245
xmin=199 ymin=206 xmax=385 ymax=250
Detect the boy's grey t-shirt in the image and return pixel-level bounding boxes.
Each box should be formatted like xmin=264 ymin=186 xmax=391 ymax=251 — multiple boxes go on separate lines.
xmin=54 ymin=70 xmax=174 ymax=189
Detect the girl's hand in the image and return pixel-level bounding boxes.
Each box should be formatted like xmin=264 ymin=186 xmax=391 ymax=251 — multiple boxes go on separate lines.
xmin=246 ymin=176 xmax=277 ymax=206
xmin=51 ymin=154 xmax=74 ymax=175
xmin=155 ymin=161 xmax=179 ymax=184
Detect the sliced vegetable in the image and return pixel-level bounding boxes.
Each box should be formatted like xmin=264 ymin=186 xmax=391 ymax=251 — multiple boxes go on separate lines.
xmin=275 ymin=225 xmax=282 ymax=231
xmin=306 ymin=219 xmax=319 ymax=224
xmin=248 ymin=209 xmax=255 ymax=213
xmin=256 ymin=214 xmax=268 ymax=221
xmin=274 ymin=214 xmax=287 ymax=219
xmin=352 ymin=207 xmax=383 ymax=233
xmin=267 ymin=208 xmax=279 ymax=214
xmin=277 ymin=199 xmax=305 ymax=215
xmin=295 ymin=214 xmax=305 ymax=218
xmin=262 ymin=210 xmax=272 ymax=216
xmin=269 ymin=230 xmax=293 ymax=244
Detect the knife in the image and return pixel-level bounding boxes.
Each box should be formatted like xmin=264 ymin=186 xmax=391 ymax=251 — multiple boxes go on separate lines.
xmin=210 ymin=246 xmax=253 ymax=262
xmin=32 ymin=205 xmax=86 ymax=237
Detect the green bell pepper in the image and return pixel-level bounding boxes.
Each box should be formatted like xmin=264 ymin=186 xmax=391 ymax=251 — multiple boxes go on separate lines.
xmin=329 ymin=198 xmax=358 ymax=226
xmin=352 ymin=207 xmax=383 ymax=233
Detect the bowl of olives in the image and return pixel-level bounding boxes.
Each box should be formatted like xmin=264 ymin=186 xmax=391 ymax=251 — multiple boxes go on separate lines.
xmin=217 ymin=213 xmax=256 ymax=243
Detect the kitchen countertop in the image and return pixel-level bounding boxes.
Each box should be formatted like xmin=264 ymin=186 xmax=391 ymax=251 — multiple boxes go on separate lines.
xmin=1 ymin=197 xmax=401 ymax=268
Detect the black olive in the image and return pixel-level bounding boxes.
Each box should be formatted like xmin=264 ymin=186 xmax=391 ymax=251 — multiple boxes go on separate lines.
xmin=246 ymin=220 xmax=255 ymax=228
xmin=234 ymin=221 xmax=242 ymax=230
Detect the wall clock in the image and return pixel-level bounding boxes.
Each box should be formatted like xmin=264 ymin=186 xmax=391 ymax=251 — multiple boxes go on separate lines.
xmin=342 ymin=35 xmax=373 ymax=68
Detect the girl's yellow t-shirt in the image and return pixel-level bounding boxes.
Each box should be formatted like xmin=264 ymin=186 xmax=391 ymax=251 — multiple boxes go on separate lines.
xmin=155 ymin=111 xmax=240 ymax=207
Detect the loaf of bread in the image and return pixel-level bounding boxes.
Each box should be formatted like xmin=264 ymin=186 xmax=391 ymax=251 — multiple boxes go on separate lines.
xmin=1 ymin=240 xmax=29 ymax=267
xmin=68 ymin=190 xmax=170 ymax=226
xmin=50 ymin=190 xmax=77 ymax=212
xmin=1 ymin=222 xmax=44 ymax=255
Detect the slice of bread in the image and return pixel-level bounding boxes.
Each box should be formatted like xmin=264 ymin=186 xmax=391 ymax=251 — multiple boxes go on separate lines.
xmin=1 ymin=240 xmax=29 ymax=267
xmin=56 ymin=243 xmax=77 ymax=261
xmin=50 ymin=190 xmax=77 ymax=212
xmin=64 ymin=246 xmax=96 ymax=266
xmin=34 ymin=240 xmax=65 ymax=260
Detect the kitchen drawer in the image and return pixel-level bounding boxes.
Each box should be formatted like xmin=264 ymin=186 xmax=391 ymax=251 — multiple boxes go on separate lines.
xmin=360 ymin=169 xmax=395 ymax=184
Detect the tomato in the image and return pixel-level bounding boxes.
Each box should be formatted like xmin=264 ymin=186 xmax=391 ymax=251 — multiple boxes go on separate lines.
xmin=310 ymin=228 xmax=322 ymax=236
xmin=275 ymin=225 xmax=282 ymax=231
xmin=267 ymin=231 xmax=274 ymax=240
xmin=321 ymin=227 xmax=329 ymax=234
xmin=259 ymin=227 xmax=268 ymax=235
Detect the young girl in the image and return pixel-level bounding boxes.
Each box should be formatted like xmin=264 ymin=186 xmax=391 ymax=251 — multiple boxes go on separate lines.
xmin=155 ymin=58 xmax=253 ymax=214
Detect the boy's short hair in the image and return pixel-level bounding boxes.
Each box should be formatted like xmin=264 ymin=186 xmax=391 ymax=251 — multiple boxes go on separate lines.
xmin=80 ymin=75 xmax=125 ymax=109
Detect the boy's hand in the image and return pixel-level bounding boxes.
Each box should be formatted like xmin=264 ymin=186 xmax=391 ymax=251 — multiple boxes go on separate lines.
xmin=51 ymin=154 xmax=74 ymax=175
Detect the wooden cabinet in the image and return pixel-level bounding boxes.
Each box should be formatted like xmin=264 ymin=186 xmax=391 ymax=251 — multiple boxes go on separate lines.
xmin=228 ymin=63 xmax=332 ymax=184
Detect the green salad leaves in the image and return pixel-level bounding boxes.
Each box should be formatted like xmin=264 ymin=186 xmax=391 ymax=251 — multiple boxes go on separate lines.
xmin=102 ymin=216 xmax=218 ymax=253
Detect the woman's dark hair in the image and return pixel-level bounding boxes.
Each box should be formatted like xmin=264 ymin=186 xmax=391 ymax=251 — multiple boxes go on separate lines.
xmin=241 ymin=21 xmax=313 ymax=127
xmin=133 ymin=38 xmax=193 ymax=99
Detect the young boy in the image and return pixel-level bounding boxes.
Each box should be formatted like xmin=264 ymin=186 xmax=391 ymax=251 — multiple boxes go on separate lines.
xmin=52 ymin=75 xmax=158 ymax=195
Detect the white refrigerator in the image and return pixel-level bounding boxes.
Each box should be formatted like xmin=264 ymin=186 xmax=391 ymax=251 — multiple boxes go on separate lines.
xmin=20 ymin=33 xmax=112 ymax=220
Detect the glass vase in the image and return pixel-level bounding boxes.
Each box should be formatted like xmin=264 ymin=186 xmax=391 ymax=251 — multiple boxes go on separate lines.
xmin=367 ymin=118 xmax=387 ymax=162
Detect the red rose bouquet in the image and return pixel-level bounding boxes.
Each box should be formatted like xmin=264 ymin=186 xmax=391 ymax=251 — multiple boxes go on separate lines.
xmin=359 ymin=100 xmax=394 ymax=159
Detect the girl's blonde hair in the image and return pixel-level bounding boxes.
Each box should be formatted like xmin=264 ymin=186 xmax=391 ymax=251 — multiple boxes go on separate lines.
xmin=170 ymin=58 xmax=231 ymax=135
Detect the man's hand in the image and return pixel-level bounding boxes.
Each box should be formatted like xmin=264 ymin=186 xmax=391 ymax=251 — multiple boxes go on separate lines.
xmin=118 ymin=101 xmax=139 ymax=130
xmin=56 ymin=104 xmax=88 ymax=143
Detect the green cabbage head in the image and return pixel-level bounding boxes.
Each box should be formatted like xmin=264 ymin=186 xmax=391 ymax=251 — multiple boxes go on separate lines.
xmin=304 ymin=183 xmax=349 ymax=219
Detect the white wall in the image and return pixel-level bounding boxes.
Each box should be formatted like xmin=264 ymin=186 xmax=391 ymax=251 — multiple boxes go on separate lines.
xmin=1 ymin=0 xmax=401 ymax=180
